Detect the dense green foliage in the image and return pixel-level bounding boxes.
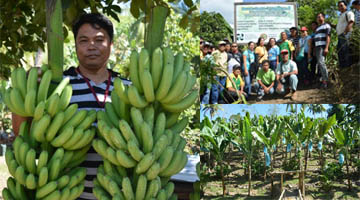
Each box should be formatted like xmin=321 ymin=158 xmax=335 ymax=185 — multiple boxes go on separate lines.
xmin=200 ymin=11 xmax=233 ymax=45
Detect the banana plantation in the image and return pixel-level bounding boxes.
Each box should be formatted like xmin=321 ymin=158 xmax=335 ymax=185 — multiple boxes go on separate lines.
xmin=200 ymin=104 xmax=360 ymax=199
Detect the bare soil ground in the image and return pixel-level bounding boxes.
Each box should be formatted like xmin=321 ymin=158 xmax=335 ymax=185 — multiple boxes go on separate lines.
xmin=202 ymin=148 xmax=360 ymax=200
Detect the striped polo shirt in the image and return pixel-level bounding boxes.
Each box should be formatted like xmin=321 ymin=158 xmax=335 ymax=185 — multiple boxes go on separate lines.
xmin=63 ymin=67 xmax=131 ymax=200
xmin=314 ymin=23 xmax=331 ymax=48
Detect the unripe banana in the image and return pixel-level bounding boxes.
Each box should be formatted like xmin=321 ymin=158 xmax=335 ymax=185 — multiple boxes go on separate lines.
xmin=16 ymin=67 xmax=27 ymax=99
xmin=51 ymin=125 xmax=74 ymax=147
xmin=142 ymin=70 xmax=155 ymax=102
xmin=161 ymin=70 xmax=187 ymax=104
xmin=127 ymin=139 xmax=145 ymax=162
xmin=162 ymin=90 xmax=197 ymax=113
xmin=59 ymin=85 xmax=73 ymax=111
xmin=135 ymin=153 xmax=155 ymax=174
xmin=36 ymin=181 xmax=57 ymax=199
xmin=69 ymin=128 xmax=95 ymax=150
xmin=129 ymin=50 xmax=143 ymax=93
xmin=170 ymin=117 xmax=188 ymax=134
xmin=46 ymin=112 xmax=65 ymax=141
xmin=128 ymin=85 xmax=148 ymax=108
xmin=38 ymin=167 xmax=48 ymax=187
xmin=154 ymin=112 xmax=166 ymax=141
xmin=33 ymin=101 xmax=46 ymax=121
xmin=119 ymin=119 xmax=139 ymax=145
xmin=174 ymin=74 xmax=196 ymax=104
xmin=122 ymin=177 xmax=135 ymax=200
xmin=37 ymin=150 xmax=49 ymax=174
xmin=172 ymin=52 xmax=184 ymax=84
xmin=62 ymin=103 xmax=78 ymax=125
xmin=105 ymin=102 xmax=119 ymax=128
xmin=27 ymin=67 xmax=38 ymax=95
xmin=25 ymin=149 xmax=37 ymax=174
xmin=25 ymin=173 xmax=37 ymax=189
xmin=114 ymin=77 xmax=130 ymax=104
xmin=135 ymin=175 xmax=147 ymax=200
xmin=62 ymin=127 xmax=84 ymax=149
xmin=6 ymin=177 xmax=18 ymax=199
xmin=155 ymin=47 xmax=174 ymax=101
xmin=24 ymin=89 xmax=36 ymax=116
xmin=33 ymin=114 xmax=51 ymax=142
xmin=37 ymin=70 xmax=52 ymax=104
xmin=10 ymin=88 xmax=27 ymax=116
xmin=151 ymin=47 xmax=163 ymax=90
xmin=50 ymin=77 xmax=70 ymax=97
xmin=146 ymin=162 xmax=160 ymax=180
xmin=115 ymin=149 xmax=137 ymax=168
xmin=141 ymin=122 xmax=153 ymax=153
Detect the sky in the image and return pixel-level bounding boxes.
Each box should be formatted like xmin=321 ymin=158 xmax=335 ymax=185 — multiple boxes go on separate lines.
xmin=200 ymin=0 xmax=287 ymax=27
xmin=200 ymin=104 xmax=332 ymax=121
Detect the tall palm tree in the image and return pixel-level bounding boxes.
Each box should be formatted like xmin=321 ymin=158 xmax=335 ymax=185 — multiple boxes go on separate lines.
xmin=307 ymin=104 xmax=326 ymax=118
xmin=202 ymin=104 xmax=224 ymax=119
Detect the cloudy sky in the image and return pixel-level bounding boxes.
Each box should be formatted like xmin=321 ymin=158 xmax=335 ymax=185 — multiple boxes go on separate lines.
xmin=200 ymin=0 xmax=286 ymax=27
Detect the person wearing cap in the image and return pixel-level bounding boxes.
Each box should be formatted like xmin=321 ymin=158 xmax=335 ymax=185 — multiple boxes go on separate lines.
xmin=314 ymin=13 xmax=331 ymax=89
xmin=337 ymin=1 xmax=355 ymax=68
xmin=353 ymin=0 xmax=360 ymax=27
xmin=296 ymin=26 xmax=312 ymax=85
xmin=201 ymin=41 xmax=210 ymax=60
xmin=276 ymin=49 xmax=298 ymax=100
xmin=254 ymin=60 xmax=275 ymax=101
xmin=227 ymin=42 xmax=243 ymax=74
xmin=223 ymin=64 xmax=245 ymax=103
xmin=278 ymin=32 xmax=295 ymax=62
xmin=210 ymin=41 xmax=228 ymax=103
xmin=289 ymin=27 xmax=300 ymax=49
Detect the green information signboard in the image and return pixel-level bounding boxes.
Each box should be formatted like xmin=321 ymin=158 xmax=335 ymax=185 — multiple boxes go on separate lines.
xmin=234 ymin=2 xmax=297 ymax=44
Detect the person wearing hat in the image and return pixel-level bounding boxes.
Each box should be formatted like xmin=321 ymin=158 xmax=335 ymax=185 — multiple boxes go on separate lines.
xmin=276 ymin=49 xmax=298 ymax=100
xmin=353 ymin=0 xmax=360 ymax=27
xmin=296 ymin=26 xmax=312 ymax=85
xmin=201 ymin=41 xmax=210 ymax=60
xmin=223 ymin=64 xmax=245 ymax=103
xmin=289 ymin=27 xmax=300 ymax=49
xmin=254 ymin=60 xmax=275 ymax=101
xmin=211 ymin=41 xmax=228 ymax=103
xmin=337 ymin=1 xmax=355 ymax=68
xmin=278 ymin=32 xmax=295 ymax=62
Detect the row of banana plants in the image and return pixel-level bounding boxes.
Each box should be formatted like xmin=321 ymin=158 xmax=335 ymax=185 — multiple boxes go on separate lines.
xmin=200 ymin=108 xmax=360 ymax=197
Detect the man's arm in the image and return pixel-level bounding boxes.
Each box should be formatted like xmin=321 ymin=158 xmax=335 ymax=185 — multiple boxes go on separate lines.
xmin=324 ymin=35 xmax=331 ymax=56
xmin=258 ymin=79 xmax=266 ymax=90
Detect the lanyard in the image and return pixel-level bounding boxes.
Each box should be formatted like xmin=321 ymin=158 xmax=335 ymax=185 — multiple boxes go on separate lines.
xmin=76 ymin=68 xmax=111 ymax=108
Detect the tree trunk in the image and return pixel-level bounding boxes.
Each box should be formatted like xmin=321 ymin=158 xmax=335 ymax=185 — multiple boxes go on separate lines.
xmin=345 ymin=151 xmax=352 ymax=191
xmin=248 ymin=158 xmax=252 ymax=196
xmin=305 ymin=145 xmax=309 ymax=172
xmin=220 ymin=163 xmax=226 ymax=196
xmin=320 ymin=149 xmax=324 ymax=170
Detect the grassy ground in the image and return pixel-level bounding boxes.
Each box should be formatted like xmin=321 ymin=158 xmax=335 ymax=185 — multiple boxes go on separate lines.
xmin=202 ymin=148 xmax=360 ymax=200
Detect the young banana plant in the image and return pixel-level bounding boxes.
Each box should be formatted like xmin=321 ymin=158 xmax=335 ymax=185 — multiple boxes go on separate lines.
xmin=316 ymin=115 xmax=337 ymax=169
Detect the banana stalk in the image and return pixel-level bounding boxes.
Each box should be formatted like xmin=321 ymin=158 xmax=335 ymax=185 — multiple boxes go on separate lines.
xmin=46 ymin=0 xmax=64 ymax=84
xmin=145 ymin=6 xmax=169 ymax=55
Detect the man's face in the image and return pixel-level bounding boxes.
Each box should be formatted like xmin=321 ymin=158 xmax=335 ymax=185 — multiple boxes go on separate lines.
xmin=234 ymin=69 xmax=241 ymax=76
xmin=338 ymin=2 xmax=347 ymax=13
xmin=290 ymin=29 xmax=297 ymax=37
xmin=225 ymin=44 xmax=231 ymax=52
xmin=281 ymin=32 xmax=287 ymax=40
xmin=231 ymin=44 xmax=238 ymax=52
xmin=219 ymin=45 xmax=226 ymax=52
xmin=311 ymin=23 xmax=317 ymax=31
xmin=317 ymin=14 xmax=324 ymax=24
xmin=301 ymin=30 xmax=307 ymax=36
xmin=75 ymin=23 xmax=112 ymax=70
xmin=202 ymin=46 xmax=209 ymax=54
xmin=262 ymin=62 xmax=269 ymax=72
xmin=281 ymin=53 xmax=289 ymax=62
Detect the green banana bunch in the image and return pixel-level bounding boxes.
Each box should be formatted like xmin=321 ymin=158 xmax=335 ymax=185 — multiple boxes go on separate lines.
xmin=92 ymin=103 xmax=189 ymax=199
xmin=114 ymin=47 xmax=197 ymax=113
xmin=3 ymin=137 xmax=87 ymax=200
xmin=4 ymin=67 xmax=72 ymax=118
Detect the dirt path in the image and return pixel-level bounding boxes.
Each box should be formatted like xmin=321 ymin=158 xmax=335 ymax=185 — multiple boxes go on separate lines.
xmin=247 ymin=86 xmax=334 ymax=104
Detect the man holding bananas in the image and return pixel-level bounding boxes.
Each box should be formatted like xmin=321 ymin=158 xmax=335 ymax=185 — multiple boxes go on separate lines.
xmin=12 ymin=13 xmax=130 ymax=200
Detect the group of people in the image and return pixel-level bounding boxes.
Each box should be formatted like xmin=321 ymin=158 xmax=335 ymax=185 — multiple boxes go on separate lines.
xmin=200 ymin=0 xmax=360 ymax=104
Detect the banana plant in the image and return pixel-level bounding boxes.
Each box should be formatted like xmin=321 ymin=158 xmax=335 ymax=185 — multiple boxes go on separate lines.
xmin=285 ymin=111 xmax=314 ymax=172
xmin=254 ymin=116 xmax=285 ymax=180
xmin=333 ymin=124 xmax=357 ymax=191
xmin=200 ymin=116 xmax=234 ymax=196
xmin=316 ymin=115 xmax=337 ymax=169
xmin=233 ymin=112 xmax=254 ymax=196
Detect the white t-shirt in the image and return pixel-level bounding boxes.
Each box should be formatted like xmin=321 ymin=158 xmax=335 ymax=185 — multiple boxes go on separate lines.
xmin=336 ymin=11 xmax=355 ymax=35
xmin=227 ymin=58 xmax=240 ymax=74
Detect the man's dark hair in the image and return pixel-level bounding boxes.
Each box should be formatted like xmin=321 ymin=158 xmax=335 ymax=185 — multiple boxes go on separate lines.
xmin=317 ymin=12 xmax=325 ymax=18
xmin=338 ymin=0 xmax=347 ymax=6
xmin=311 ymin=21 xmax=318 ymax=25
xmin=73 ymin=13 xmax=114 ymax=42
xmin=233 ymin=64 xmax=241 ymax=71
xmin=262 ymin=60 xmax=270 ymax=66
